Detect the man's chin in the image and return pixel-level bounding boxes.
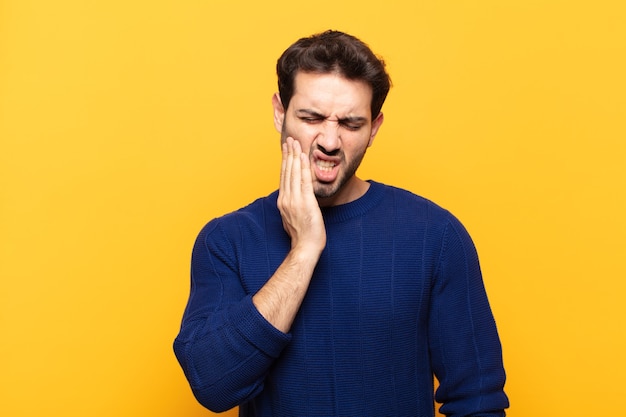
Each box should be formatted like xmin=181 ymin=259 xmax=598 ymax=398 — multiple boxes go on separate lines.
xmin=313 ymin=182 xmax=339 ymax=200
xmin=314 ymin=189 xmax=336 ymax=200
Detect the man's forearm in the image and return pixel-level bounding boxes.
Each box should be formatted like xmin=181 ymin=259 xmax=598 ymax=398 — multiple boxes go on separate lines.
xmin=252 ymin=247 xmax=321 ymax=333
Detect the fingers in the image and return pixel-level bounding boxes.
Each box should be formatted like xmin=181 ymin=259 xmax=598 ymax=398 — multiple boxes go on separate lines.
xmin=280 ymin=137 xmax=308 ymax=199
xmin=280 ymin=141 xmax=288 ymax=194
xmin=278 ymin=137 xmax=326 ymax=253
xmin=299 ymin=148 xmax=314 ymax=196
xmin=290 ymin=139 xmax=302 ymax=199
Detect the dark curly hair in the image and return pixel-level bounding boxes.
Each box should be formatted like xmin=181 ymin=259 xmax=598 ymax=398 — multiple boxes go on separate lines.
xmin=276 ymin=30 xmax=391 ymax=119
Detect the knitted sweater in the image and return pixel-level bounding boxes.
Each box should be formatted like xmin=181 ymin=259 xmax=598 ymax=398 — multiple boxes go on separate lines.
xmin=174 ymin=181 xmax=508 ymax=416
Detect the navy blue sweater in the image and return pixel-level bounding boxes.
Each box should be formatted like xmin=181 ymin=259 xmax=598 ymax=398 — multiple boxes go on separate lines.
xmin=174 ymin=181 xmax=508 ymax=416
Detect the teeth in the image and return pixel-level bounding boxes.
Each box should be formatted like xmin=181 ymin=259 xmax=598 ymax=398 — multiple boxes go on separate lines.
xmin=316 ymin=160 xmax=336 ymax=171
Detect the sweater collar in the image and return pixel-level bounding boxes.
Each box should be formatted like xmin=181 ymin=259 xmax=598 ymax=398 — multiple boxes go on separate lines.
xmin=268 ymin=181 xmax=386 ymax=224
xmin=320 ymin=180 xmax=386 ymax=224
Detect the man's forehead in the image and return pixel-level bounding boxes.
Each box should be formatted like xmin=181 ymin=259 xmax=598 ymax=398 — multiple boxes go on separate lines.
xmin=290 ymin=71 xmax=372 ymax=116
xmin=292 ymin=70 xmax=370 ymax=89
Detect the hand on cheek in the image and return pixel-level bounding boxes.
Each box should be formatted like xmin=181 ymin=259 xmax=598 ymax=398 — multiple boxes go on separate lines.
xmin=278 ymin=137 xmax=326 ymax=254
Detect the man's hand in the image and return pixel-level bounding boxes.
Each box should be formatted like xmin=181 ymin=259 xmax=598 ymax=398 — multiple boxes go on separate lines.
xmin=277 ymin=137 xmax=326 ymax=255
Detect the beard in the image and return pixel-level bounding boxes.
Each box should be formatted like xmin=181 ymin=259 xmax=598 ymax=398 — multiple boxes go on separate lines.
xmin=312 ymin=149 xmax=367 ymax=199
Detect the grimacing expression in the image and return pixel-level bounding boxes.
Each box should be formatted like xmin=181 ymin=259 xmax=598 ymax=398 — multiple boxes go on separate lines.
xmin=273 ymin=71 xmax=384 ymax=206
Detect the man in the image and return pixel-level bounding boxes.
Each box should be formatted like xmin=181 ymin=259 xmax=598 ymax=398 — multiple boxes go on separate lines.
xmin=174 ymin=30 xmax=508 ymax=416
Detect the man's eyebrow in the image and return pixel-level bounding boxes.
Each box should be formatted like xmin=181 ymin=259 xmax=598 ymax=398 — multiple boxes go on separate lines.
xmin=295 ymin=109 xmax=326 ymax=118
xmin=337 ymin=116 xmax=368 ymax=123
xmin=295 ymin=109 xmax=368 ymax=123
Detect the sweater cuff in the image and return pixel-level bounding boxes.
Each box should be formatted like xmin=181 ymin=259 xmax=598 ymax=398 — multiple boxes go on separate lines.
xmin=233 ymin=295 xmax=291 ymax=358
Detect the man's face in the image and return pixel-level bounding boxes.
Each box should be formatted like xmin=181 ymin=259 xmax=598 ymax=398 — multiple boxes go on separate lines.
xmin=272 ymin=71 xmax=384 ymax=206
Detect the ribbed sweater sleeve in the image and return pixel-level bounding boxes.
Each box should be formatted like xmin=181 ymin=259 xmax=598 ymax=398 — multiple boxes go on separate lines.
xmin=429 ymin=213 xmax=508 ymax=416
xmin=173 ymin=217 xmax=291 ymax=412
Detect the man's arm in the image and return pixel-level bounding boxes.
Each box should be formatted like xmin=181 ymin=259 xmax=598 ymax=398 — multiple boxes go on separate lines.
xmin=253 ymin=136 xmax=326 ymax=332
xmin=429 ymin=215 xmax=509 ymax=416
xmin=174 ymin=137 xmax=325 ymax=412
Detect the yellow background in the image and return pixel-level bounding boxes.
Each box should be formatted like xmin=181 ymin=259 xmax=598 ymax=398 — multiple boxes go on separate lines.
xmin=1 ymin=1 xmax=625 ymax=416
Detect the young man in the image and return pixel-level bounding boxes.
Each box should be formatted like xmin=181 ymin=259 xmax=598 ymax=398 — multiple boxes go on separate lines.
xmin=174 ymin=30 xmax=509 ymax=416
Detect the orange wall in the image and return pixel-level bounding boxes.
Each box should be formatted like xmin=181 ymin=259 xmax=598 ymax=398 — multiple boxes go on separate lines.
xmin=1 ymin=1 xmax=625 ymax=416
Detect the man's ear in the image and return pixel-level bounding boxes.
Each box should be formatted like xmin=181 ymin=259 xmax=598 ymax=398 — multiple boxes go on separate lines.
xmin=272 ymin=93 xmax=285 ymax=133
xmin=368 ymin=112 xmax=384 ymax=147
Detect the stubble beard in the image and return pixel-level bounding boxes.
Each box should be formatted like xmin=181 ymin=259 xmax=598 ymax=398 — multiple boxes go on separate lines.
xmin=312 ymin=150 xmax=366 ymax=199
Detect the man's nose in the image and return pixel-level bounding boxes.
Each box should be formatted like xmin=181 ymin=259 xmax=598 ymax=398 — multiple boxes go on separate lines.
xmin=316 ymin=120 xmax=341 ymax=153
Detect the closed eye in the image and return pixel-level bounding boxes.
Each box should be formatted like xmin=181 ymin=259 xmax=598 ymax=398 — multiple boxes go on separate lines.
xmin=299 ymin=116 xmax=324 ymax=124
xmin=339 ymin=121 xmax=364 ymax=131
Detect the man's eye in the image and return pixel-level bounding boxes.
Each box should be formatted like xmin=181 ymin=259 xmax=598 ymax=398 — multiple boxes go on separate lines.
xmin=341 ymin=123 xmax=363 ymax=131
xmin=301 ymin=117 xmax=322 ymax=124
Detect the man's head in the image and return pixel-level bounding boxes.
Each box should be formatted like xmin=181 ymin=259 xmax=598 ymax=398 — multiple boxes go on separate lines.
xmin=273 ymin=31 xmax=390 ymax=206
xmin=276 ymin=30 xmax=391 ymax=120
